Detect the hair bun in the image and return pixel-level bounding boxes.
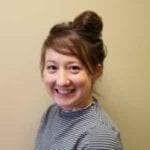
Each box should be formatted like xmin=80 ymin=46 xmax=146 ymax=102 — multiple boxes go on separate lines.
xmin=50 ymin=22 xmax=71 ymax=35
xmin=72 ymin=10 xmax=103 ymax=41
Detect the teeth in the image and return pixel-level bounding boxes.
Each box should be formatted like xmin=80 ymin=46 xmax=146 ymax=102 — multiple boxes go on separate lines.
xmin=55 ymin=89 xmax=74 ymax=94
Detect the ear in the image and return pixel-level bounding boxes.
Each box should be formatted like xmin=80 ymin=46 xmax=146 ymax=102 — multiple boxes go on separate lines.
xmin=92 ymin=64 xmax=103 ymax=80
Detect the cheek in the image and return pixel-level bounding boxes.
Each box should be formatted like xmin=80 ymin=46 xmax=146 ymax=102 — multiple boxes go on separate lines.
xmin=73 ymin=75 xmax=92 ymax=89
xmin=43 ymin=75 xmax=54 ymax=88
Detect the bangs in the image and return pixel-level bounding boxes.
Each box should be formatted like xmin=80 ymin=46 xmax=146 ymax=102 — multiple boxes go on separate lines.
xmin=47 ymin=33 xmax=80 ymax=57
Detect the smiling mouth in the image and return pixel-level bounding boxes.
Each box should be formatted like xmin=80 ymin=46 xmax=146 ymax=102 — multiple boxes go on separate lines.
xmin=55 ymin=88 xmax=76 ymax=95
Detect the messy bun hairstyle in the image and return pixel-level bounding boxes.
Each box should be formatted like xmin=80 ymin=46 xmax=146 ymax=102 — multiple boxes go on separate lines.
xmin=40 ymin=10 xmax=106 ymax=75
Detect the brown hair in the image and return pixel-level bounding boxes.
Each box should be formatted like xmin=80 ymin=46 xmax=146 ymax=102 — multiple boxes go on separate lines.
xmin=40 ymin=10 xmax=106 ymax=76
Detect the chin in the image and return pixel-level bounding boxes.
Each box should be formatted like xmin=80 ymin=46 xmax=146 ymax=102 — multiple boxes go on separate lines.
xmin=55 ymin=98 xmax=77 ymax=109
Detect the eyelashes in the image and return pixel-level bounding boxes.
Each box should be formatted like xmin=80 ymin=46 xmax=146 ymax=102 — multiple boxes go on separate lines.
xmin=68 ymin=65 xmax=80 ymax=74
xmin=46 ymin=65 xmax=57 ymax=73
xmin=46 ymin=64 xmax=81 ymax=74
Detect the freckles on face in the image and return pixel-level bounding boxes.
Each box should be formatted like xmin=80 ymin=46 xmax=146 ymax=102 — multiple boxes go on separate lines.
xmin=42 ymin=49 xmax=93 ymax=110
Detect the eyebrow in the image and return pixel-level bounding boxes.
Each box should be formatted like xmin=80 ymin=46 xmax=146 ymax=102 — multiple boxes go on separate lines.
xmin=67 ymin=61 xmax=81 ymax=64
xmin=45 ymin=59 xmax=81 ymax=64
xmin=45 ymin=60 xmax=56 ymax=63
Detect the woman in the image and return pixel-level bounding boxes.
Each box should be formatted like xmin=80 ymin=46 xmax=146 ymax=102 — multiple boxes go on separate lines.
xmin=35 ymin=10 xmax=122 ymax=150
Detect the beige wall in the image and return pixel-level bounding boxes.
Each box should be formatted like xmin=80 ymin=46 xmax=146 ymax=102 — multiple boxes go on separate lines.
xmin=0 ymin=0 xmax=150 ymax=149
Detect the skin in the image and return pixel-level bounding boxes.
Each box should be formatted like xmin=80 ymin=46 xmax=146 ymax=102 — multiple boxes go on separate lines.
xmin=42 ymin=48 xmax=100 ymax=111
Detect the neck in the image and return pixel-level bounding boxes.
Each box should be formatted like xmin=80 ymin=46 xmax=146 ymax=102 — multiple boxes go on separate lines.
xmin=62 ymin=100 xmax=94 ymax=112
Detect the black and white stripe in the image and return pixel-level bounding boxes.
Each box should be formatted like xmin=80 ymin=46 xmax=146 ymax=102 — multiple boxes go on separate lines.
xmin=35 ymin=99 xmax=122 ymax=150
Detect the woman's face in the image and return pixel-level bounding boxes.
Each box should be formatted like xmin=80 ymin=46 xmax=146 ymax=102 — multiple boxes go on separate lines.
xmin=43 ymin=48 xmax=94 ymax=110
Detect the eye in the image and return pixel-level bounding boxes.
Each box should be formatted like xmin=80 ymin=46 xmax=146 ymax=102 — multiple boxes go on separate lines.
xmin=68 ymin=65 xmax=80 ymax=74
xmin=46 ymin=65 xmax=57 ymax=73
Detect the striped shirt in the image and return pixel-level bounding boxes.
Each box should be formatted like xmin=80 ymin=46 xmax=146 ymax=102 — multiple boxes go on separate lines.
xmin=35 ymin=99 xmax=122 ymax=150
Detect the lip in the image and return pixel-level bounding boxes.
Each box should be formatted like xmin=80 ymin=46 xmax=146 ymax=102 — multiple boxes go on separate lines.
xmin=54 ymin=88 xmax=76 ymax=96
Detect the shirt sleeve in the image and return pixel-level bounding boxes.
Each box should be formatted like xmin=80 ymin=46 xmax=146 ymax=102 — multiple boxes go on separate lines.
xmin=77 ymin=126 xmax=123 ymax=150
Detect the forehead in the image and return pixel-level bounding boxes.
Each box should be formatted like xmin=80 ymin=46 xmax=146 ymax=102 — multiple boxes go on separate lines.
xmin=45 ymin=48 xmax=81 ymax=64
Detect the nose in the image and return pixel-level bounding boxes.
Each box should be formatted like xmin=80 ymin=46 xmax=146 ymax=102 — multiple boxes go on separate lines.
xmin=56 ymin=69 xmax=70 ymax=86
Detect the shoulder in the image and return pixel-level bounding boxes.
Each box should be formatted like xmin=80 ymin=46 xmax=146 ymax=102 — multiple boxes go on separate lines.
xmin=78 ymin=125 xmax=122 ymax=150
xmin=76 ymin=100 xmax=123 ymax=149
xmin=93 ymin=99 xmax=119 ymax=132
xmin=40 ymin=103 xmax=58 ymax=124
